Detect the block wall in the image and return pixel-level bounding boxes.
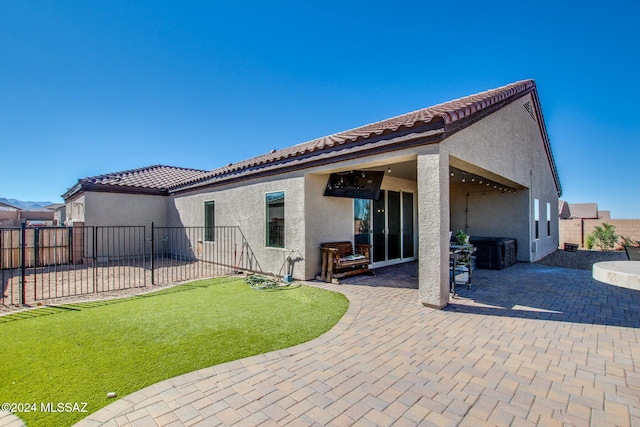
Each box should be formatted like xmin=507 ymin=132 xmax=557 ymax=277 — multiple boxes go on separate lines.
xmin=559 ymin=219 xmax=640 ymax=249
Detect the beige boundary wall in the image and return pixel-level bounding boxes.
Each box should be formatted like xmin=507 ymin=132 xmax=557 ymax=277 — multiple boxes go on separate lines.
xmin=559 ymin=218 xmax=640 ymax=249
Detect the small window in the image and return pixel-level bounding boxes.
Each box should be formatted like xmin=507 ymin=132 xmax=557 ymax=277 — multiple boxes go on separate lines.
xmin=266 ymin=192 xmax=284 ymax=248
xmin=204 ymin=201 xmax=215 ymax=242
xmin=534 ymin=198 xmax=540 ymax=240
xmin=546 ymin=202 xmax=551 ymax=237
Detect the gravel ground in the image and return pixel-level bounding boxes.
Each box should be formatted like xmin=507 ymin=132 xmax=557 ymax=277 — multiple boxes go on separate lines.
xmin=536 ymin=249 xmax=627 ymax=270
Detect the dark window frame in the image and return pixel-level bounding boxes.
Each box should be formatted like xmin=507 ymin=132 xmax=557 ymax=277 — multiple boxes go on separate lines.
xmin=204 ymin=201 xmax=215 ymax=242
xmin=266 ymin=191 xmax=285 ymax=248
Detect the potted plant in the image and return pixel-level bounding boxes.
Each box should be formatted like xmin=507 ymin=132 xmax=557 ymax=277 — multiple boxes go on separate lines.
xmin=454 ymin=229 xmax=470 ymax=246
xmin=621 ymin=236 xmax=640 ymax=261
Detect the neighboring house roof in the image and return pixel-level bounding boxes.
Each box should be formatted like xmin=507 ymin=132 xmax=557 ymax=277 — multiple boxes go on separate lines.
xmin=568 ymin=203 xmax=599 ymax=219
xmin=64 ymin=80 xmax=561 ymax=200
xmin=558 ymin=200 xmax=571 ymax=219
xmin=63 ymin=165 xmax=208 ymax=199
xmin=0 ymin=201 xmax=22 ymax=211
xmin=45 ymin=203 xmax=65 ymax=211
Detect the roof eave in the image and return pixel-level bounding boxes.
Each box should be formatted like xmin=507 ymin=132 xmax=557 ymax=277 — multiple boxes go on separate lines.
xmin=170 ymin=126 xmax=445 ymax=195
xmin=66 ymin=182 xmax=169 ymax=199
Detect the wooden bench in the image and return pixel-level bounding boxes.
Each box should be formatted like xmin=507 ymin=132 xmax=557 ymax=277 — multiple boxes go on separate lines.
xmin=318 ymin=241 xmax=373 ymax=283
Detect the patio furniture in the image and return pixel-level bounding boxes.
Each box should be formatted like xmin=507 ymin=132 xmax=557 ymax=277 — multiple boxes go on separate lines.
xmin=469 ymin=237 xmax=517 ymax=270
xmin=564 ymin=243 xmax=579 ymax=252
xmin=319 ymin=241 xmax=373 ymax=283
xmin=625 ymin=245 xmax=640 ymax=261
xmin=450 ymin=244 xmax=476 ymax=293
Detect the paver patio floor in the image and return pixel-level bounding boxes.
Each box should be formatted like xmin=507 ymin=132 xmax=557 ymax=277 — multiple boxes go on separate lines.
xmin=5 ymin=262 xmax=640 ymax=426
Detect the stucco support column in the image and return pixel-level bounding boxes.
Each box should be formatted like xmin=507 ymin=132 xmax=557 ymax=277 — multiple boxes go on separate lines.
xmin=417 ymin=152 xmax=450 ymax=309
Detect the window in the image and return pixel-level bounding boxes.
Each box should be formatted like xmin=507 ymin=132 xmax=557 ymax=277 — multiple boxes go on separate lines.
xmin=354 ymin=199 xmax=371 ymax=245
xmin=204 ymin=201 xmax=215 ymax=242
xmin=547 ymin=202 xmax=551 ymax=237
xmin=534 ymin=198 xmax=540 ymax=239
xmin=266 ymin=192 xmax=284 ymax=248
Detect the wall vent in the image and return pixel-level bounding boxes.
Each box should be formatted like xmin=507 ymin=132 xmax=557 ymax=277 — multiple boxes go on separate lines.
xmin=523 ymin=101 xmax=536 ymax=122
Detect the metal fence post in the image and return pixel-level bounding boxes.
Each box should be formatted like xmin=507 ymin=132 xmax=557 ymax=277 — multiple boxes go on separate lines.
xmin=20 ymin=221 xmax=26 ymax=305
xmin=150 ymin=221 xmax=155 ymax=285
xmin=93 ymin=226 xmax=98 ymax=293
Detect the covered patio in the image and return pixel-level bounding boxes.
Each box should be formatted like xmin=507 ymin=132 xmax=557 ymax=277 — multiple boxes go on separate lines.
xmin=322 ymin=150 xmax=536 ymax=309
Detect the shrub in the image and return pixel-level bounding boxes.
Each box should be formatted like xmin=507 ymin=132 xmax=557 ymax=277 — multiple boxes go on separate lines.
xmin=585 ymin=234 xmax=595 ymax=250
xmin=591 ymin=223 xmax=618 ymax=252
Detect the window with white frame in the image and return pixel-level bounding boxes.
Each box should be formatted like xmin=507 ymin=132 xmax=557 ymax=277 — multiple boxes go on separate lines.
xmin=534 ymin=198 xmax=540 ymax=239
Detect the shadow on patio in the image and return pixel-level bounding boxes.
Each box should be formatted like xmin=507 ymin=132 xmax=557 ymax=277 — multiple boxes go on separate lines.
xmin=338 ymin=261 xmax=640 ymax=328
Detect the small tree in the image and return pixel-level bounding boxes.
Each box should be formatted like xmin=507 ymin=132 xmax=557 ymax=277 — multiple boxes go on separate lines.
xmin=592 ymin=223 xmax=618 ymax=252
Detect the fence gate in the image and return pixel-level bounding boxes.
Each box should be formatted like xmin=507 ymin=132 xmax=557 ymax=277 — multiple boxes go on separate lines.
xmin=1 ymin=223 xmax=260 ymax=306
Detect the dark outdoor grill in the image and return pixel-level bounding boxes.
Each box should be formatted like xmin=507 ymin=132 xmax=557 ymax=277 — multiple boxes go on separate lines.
xmin=469 ymin=237 xmax=517 ymax=270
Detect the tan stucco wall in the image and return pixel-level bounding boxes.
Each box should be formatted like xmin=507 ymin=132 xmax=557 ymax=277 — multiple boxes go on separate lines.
xmin=304 ymin=173 xmax=353 ymax=278
xmin=171 ymin=155 xmax=421 ymax=280
xmin=449 ymin=185 xmax=530 ymax=255
xmin=170 ymin=172 xmax=308 ymax=279
xmin=65 ymin=193 xmax=86 ymax=225
xmin=442 ymin=93 xmax=559 ymax=262
xmin=80 ymin=192 xmax=169 ymax=228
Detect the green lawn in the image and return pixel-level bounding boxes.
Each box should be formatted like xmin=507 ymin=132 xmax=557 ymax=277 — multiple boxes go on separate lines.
xmin=0 ymin=277 xmax=348 ymax=426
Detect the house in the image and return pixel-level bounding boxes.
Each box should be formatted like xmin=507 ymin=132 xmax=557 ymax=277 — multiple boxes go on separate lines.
xmin=0 ymin=200 xmax=55 ymax=227
xmin=44 ymin=203 xmax=67 ymax=226
xmin=63 ymin=79 xmax=562 ymax=308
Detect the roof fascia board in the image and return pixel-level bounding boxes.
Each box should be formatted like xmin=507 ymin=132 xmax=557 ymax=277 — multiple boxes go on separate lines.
xmin=530 ymin=89 xmax=562 ymax=196
xmin=78 ymin=183 xmax=169 ymax=197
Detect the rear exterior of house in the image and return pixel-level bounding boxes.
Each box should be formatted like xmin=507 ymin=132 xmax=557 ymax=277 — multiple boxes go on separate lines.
xmin=63 ymin=80 xmax=561 ymax=308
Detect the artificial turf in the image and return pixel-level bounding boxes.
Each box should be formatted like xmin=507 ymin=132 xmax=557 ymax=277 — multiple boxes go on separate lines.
xmin=0 ymin=277 xmax=348 ymax=426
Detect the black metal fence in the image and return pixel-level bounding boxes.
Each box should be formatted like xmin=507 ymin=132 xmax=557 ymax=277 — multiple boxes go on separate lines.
xmin=0 ymin=223 xmax=261 ymax=306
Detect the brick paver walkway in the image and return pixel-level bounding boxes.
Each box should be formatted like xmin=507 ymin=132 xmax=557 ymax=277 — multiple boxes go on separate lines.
xmin=4 ymin=262 xmax=640 ymax=426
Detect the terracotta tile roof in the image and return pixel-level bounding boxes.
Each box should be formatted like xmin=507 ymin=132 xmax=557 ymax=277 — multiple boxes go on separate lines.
xmin=65 ymin=165 xmax=208 ymax=198
xmin=172 ymin=79 xmax=561 ymax=194
xmin=66 ymin=79 xmax=561 ymax=198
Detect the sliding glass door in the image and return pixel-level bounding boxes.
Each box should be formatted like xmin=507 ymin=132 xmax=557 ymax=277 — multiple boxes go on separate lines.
xmin=355 ymin=190 xmax=415 ymax=265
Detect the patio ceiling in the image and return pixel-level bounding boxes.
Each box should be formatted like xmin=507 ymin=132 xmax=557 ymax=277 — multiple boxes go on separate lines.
xmin=359 ymin=160 xmax=524 ymax=194
xmin=449 ymin=166 xmax=521 ymax=193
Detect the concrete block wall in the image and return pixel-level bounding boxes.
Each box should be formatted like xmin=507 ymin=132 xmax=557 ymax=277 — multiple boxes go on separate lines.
xmin=559 ymin=218 xmax=640 ymax=249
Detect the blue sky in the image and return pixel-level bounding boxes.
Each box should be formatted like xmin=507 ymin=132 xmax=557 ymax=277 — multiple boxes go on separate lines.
xmin=1 ymin=1 xmax=638 ymax=218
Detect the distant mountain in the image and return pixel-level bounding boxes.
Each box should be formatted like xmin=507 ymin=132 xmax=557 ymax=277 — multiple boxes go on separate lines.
xmin=0 ymin=198 xmax=55 ymax=211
